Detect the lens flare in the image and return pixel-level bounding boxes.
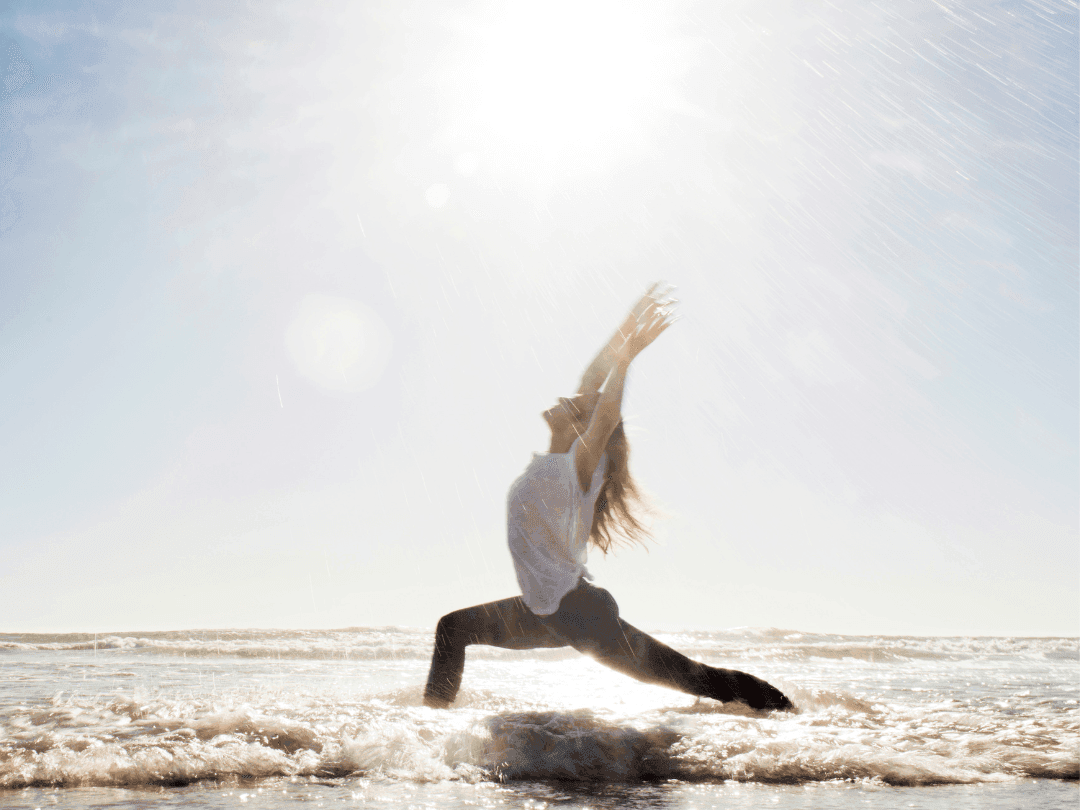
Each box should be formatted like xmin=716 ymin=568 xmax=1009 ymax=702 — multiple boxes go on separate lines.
xmin=285 ymin=293 xmax=392 ymax=393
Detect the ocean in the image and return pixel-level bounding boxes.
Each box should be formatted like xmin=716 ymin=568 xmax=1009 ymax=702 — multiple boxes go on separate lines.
xmin=0 ymin=627 xmax=1075 ymax=809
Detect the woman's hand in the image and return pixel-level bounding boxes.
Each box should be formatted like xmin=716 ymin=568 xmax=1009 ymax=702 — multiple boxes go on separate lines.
xmin=617 ymin=282 xmax=678 ymax=362
xmin=577 ymin=283 xmax=678 ymax=394
xmin=619 ymin=282 xmax=675 ymax=339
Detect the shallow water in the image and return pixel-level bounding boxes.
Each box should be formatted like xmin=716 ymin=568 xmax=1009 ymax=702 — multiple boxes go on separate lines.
xmin=0 ymin=629 xmax=1076 ymax=809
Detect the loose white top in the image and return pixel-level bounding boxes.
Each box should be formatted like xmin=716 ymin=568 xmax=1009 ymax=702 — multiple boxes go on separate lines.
xmin=507 ymin=439 xmax=607 ymax=616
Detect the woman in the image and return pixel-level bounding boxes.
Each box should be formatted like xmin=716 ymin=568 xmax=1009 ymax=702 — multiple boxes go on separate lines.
xmin=423 ymin=285 xmax=793 ymax=712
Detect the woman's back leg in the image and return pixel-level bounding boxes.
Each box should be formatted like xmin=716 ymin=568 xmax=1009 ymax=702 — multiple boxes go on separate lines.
xmin=540 ymin=583 xmax=792 ymax=711
xmin=594 ymin=619 xmax=794 ymax=711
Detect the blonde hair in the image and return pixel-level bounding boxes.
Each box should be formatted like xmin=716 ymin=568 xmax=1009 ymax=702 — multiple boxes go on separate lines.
xmin=589 ymin=421 xmax=652 ymax=554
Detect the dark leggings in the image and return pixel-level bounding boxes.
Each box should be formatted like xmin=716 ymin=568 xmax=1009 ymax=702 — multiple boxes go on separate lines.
xmin=423 ymin=580 xmax=793 ymax=711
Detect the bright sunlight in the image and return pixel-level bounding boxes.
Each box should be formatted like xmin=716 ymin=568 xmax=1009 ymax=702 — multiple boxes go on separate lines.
xmin=444 ymin=0 xmax=687 ymax=184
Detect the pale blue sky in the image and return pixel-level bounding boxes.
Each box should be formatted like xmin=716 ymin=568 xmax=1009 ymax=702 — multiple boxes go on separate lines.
xmin=1 ymin=0 xmax=1076 ymax=635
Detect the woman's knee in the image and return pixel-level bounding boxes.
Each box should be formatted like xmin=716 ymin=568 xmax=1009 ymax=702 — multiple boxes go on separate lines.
xmin=435 ymin=609 xmax=479 ymax=645
xmin=435 ymin=611 xmax=464 ymax=642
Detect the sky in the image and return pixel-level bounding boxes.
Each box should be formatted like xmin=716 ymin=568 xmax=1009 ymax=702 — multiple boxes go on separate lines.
xmin=0 ymin=0 xmax=1076 ymax=636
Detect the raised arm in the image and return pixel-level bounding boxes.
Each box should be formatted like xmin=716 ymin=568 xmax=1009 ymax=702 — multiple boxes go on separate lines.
xmin=574 ymin=289 xmax=678 ymax=491
xmin=577 ymin=283 xmax=676 ymax=395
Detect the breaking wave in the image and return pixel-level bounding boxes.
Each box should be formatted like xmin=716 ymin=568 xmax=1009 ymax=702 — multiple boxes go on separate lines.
xmin=1 ymin=685 xmax=1076 ymax=789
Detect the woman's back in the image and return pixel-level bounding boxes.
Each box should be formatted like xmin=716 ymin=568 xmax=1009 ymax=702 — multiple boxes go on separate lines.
xmin=507 ymin=441 xmax=606 ymax=616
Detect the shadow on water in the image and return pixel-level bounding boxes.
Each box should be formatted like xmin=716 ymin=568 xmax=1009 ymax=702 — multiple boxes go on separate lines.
xmin=467 ymin=709 xmax=683 ymax=782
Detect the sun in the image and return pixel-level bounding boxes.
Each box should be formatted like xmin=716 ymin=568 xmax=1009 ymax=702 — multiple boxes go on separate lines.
xmin=442 ymin=0 xmax=687 ymax=186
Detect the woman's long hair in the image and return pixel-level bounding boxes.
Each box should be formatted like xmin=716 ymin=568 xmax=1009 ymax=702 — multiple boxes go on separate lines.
xmin=589 ymin=421 xmax=651 ymax=554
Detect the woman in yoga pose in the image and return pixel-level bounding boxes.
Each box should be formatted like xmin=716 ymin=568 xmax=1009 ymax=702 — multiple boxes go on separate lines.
xmin=423 ymin=284 xmax=792 ymax=712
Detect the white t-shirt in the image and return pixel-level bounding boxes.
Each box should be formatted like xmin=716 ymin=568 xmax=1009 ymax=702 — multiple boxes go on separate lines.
xmin=507 ymin=439 xmax=608 ymax=616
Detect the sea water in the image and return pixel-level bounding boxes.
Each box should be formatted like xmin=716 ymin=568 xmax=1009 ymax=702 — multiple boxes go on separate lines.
xmin=1 ymin=628 xmax=1076 ymax=809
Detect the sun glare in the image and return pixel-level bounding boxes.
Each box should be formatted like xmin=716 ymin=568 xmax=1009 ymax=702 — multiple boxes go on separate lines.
xmin=445 ymin=0 xmax=685 ymax=184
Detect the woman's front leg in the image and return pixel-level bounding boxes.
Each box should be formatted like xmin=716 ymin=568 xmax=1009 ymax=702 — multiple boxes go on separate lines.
xmin=423 ymin=596 xmax=565 ymax=708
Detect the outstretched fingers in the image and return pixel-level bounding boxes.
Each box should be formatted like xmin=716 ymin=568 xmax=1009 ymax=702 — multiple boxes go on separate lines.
xmin=616 ymin=282 xmax=679 ymax=360
xmin=629 ymin=282 xmax=676 ymax=323
xmin=626 ymin=301 xmax=678 ymax=358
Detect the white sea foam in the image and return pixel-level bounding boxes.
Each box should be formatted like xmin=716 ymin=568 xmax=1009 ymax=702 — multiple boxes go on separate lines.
xmin=0 ymin=630 xmax=1076 ymax=789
